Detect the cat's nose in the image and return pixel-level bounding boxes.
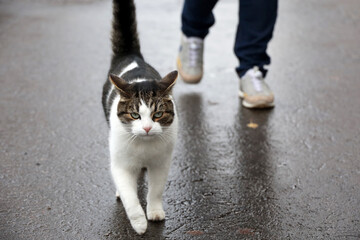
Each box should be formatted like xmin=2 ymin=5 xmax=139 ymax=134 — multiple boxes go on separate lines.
xmin=143 ymin=126 xmax=152 ymax=133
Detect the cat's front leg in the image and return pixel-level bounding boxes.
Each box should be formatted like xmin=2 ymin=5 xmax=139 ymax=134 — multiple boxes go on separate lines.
xmin=146 ymin=164 xmax=170 ymax=221
xmin=111 ymin=165 xmax=147 ymax=235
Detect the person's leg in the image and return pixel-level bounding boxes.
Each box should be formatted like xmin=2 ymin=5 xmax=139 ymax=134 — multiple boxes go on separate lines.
xmin=181 ymin=0 xmax=218 ymax=39
xmin=177 ymin=0 xmax=218 ymax=84
xmin=235 ymin=0 xmax=278 ymax=77
xmin=236 ymin=0 xmax=278 ymax=108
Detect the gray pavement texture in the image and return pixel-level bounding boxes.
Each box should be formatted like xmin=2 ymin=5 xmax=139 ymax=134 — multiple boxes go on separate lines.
xmin=1 ymin=0 xmax=360 ymax=239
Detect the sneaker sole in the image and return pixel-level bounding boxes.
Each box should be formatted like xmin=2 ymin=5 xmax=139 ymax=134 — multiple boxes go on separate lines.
xmin=239 ymin=90 xmax=275 ymax=109
xmin=176 ymin=57 xmax=202 ymax=84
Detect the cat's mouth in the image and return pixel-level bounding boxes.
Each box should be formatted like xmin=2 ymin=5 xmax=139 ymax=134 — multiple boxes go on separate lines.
xmin=137 ymin=135 xmax=157 ymax=141
xmin=136 ymin=133 xmax=158 ymax=139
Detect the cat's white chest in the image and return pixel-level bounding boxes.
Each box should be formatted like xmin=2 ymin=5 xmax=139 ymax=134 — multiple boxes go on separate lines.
xmin=109 ymin=131 xmax=175 ymax=170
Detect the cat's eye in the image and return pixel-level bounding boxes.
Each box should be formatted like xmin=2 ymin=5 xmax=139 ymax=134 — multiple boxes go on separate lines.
xmin=153 ymin=112 xmax=163 ymax=118
xmin=130 ymin=113 xmax=140 ymax=119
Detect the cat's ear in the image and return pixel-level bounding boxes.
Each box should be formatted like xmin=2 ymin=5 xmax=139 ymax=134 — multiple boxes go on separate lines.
xmin=159 ymin=70 xmax=178 ymax=93
xmin=109 ymin=74 xmax=130 ymax=97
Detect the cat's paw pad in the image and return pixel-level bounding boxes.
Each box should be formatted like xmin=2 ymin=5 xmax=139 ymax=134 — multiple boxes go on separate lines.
xmin=147 ymin=209 xmax=165 ymax=221
xmin=129 ymin=214 xmax=147 ymax=235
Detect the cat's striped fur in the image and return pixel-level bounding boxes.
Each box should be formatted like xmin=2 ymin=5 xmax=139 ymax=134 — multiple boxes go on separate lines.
xmin=101 ymin=0 xmax=178 ymax=235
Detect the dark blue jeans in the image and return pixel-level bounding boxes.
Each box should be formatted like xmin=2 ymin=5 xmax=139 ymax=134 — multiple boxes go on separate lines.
xmin=181 ymin=0 xmax=278 ymax=77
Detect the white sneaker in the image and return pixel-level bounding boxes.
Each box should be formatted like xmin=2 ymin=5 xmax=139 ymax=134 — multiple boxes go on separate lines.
xmin=239 ymin=66 xmax=275 ymax=108
xmin=176 ymin=33 xmax=204 ymax=84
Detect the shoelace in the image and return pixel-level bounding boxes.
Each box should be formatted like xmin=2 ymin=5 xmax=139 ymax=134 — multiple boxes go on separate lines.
xmin=188 ymin=42 xmax=201 ymax=67
xmin=249 ymin=68 xmax=263 ymax=92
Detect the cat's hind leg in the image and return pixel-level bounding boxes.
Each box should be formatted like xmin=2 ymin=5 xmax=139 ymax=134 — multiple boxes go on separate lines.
xmin=111 ymin=165 xmax=147 ymax=235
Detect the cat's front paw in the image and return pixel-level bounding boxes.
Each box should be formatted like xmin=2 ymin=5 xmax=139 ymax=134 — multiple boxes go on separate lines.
xmin=147 ymin=209 xmax=165 ymax=221
xmin=129 ymin=214 xmax=147 ymax=235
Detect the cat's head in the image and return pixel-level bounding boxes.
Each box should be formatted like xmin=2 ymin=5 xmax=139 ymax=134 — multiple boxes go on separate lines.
xmin=109 ymin=71 xmax=178 ymax=138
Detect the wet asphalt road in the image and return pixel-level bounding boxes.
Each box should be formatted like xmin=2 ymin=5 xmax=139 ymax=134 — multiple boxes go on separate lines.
xmin=1 ymin=0 xmax=360 ymax=239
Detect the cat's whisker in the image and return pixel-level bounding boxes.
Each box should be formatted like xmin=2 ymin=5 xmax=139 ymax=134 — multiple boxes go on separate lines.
xmin=158 ymin=135 xmax=167 ymax=145
xmin=125 ymin=135 xmax=138 ymax=152
xmin=161 ymin=130 xmax=175 ymax=139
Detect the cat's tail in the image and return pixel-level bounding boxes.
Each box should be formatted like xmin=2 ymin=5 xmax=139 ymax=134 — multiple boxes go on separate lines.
xmin=111 ymin=0 xmax=143 ymax=59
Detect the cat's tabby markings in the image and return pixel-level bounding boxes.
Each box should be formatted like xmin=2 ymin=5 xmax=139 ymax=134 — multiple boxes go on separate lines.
xmin=101 ymin=0 xmax=178 ymax=235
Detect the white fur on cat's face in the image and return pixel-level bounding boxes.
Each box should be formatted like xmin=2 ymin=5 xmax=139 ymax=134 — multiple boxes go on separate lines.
xmin=131 ymin=100 xmax=162 ymax=137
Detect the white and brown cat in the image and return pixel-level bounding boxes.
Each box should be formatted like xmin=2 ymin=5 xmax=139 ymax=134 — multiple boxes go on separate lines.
xmin=102 ymin=0 xmax=178 ymax=235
